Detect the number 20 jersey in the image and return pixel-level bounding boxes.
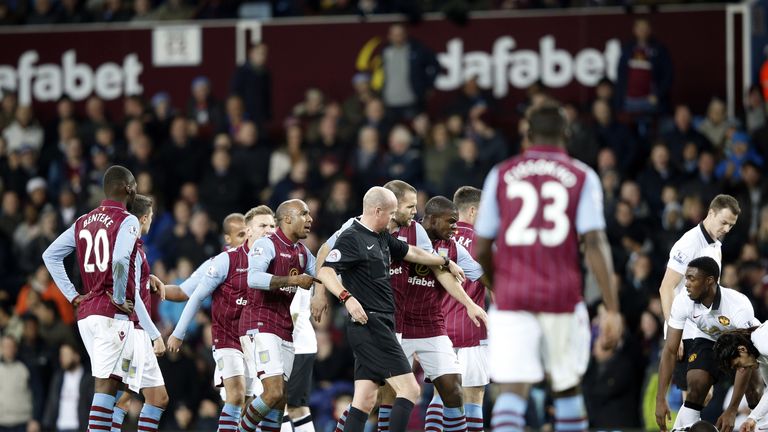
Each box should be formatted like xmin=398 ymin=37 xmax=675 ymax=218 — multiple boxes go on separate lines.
xmin=74 ymin=199 xmax=137 ymax=320
xmin=479 ymin=145 xmax=605 ymax=313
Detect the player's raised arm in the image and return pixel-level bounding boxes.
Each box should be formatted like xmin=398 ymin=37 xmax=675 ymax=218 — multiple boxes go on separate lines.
xmin=112 ymin=215 xmax=141 ymax=306
xmin=133 ymin=252 xmax=162 ymax=343
xmin=168 ymin=252 xmax=229 ymax=351
xmin=42 ymin=224 xmax=80 ymax=303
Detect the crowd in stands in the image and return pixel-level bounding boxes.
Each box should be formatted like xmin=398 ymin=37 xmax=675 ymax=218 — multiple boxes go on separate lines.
xmin=2 ymin=15 xmax=768 ymax=431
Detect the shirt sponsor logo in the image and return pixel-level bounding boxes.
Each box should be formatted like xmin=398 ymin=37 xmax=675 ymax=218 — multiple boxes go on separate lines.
xmin=408 ymin=275 xmax=436 ymax=287
xmin=280 ymin=253 xmax=291 ymax=258
xmin=236 ymin=297 xmax=247 ymax=305
xmin=235 ymin=268 xmax=247 ymax=273
xmin=326 ymin=249 xmax=341 ymax=263
xmin=390 ymin=266 xmax=403 ymax=276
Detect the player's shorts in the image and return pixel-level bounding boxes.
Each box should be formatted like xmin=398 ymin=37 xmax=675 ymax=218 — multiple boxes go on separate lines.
xmin=78 ymin=315 xmax=136 ymax=380
xmin=456 ymin=342 xmax=490 ymax=387
xmin=246 ymin=331 xmax=295 ymax=381
xmin=347 ymin=312 xmax=412 ymax=384
xmin=488 ymin=303 xmax=590 ymax=392
xmin=673 ymin=338 xmax=694 ymax=390
xmin=400 ymin=335 xmax=461 ymax=381
xmin=212 ymin=346 xmax=260 ymax=397
xmin=125 ymin=328 xmax=164 ymax=392
xmin=681 ymin=338 xmax=721 ymax=383
xmin=286 ymin=353 xmax=316 ymax=407
xmin=239 ymin=335 xmax=263 ymax=396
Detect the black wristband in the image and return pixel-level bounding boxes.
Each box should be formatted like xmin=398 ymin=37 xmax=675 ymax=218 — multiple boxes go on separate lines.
xmin=442 ymin=256 xmax=450 ymax=268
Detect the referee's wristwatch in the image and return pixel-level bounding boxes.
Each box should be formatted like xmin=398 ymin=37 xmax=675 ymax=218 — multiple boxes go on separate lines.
xmin=339 ymin=289 xmax=353 ymax=304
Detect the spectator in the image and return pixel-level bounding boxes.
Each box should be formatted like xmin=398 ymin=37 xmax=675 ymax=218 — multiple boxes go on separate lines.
xmin=269 ymin=122 xmax=304 ymax=187
xmin=18 ymin=207 xmax=58 ymax=275
xmin=186 ymin=76 xmax=222 ymax=139
xmin=147 ymin=92 xmax=175 ymax=143
xmin=26 ymin=177 xmax=47 ymax=211
xmin=591 ymin=99 xmax=637 ymax=174
xmin=381 ymin=125 xmax=422 ymax=186
xmin=231 ymin=43 xmax=272 ymax=126
xmin=468 ymin=109 xmax=506 ymax=171
xmin=231 ymin=121 xmax=270 ymax=202
xmin=151 ymin=0 xmax=194 ymax=20
xmin=729 ymin=161 xmax=767 ymax=242
xmin=174 ymin=210 xmax=219 ymax=267
xmin=697 ymin=98 xmax=730 ymax=151
xmin=269 ymin=157 xmax=309 ymax=209
xmin=93 ymin=0 xmax=132 ymax=21
xmin=56 ymin=0 xmax=91 ymax=23
xmin=616 ymin=18 xmax=673 ymax=115
xmin=443 ymin=138 xmax=485 ymax=196
xmin=0 ymin=92 xmax=18 ymax=131
xmin=159 ymin=117 xmax=205 ymax=202
xmin=47 ymin=138 xmax=87 ymax=196
xmin=317 ymin=178 xmax=357 ymax=239
xmin=157 ymin=199 xmax=192 ymax=267
xmin=564 ymin=102 xmax=599 ymax=169
xmin=715 ymin=131 xmax=764 ymax=183
xmin=381 ymin=23 xmax=439 ymax=121
xmin=3 ymin=105 xmax=44 ymax=154
xmin=24 ymin=0 xmax=55 ymax=25
xmin=663 ymin=105 xmax=710 ymax=167
xmin=32 ymin=300 xmax=76 ymax=349
xmin=199 ymin=149 xmax=243 ymax=225
xmin=449 ymin=77 xmax=495 ymax=120
xmin=292 ymin=88 xmax=325 ymax=124
xmin=42 ymin=343 xmax=93 ymax=432
xmin=0 ymin=190 xmax=22 ymax=239
xmin=54 ymin=187 xmax=79 ymax=228
xmin=79 ymin=96 xmax=110 ymax=144
xmin=14 ymin=264 xmax=72 ymax=324
xmin=745 ymin=84 xmax=766 ymax=134
xmin=0 ymin=334 xmax=42 ymax=432
xmin=341 ymin=73 xmax=376 ymax=133
xmin=131 ymin=0 xmax=152 ymax=21
xmin=362 ymin=98 xmax=390 ymax=146
xmin=636 ymin=142 xmax=679 ymax=218
xmin=422 ymin=122 xmax=457 ymax=195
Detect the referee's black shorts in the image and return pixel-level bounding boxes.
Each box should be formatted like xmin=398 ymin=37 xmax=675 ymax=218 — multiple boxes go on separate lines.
xmin=346 ymin=311 xmax=412 ymax=384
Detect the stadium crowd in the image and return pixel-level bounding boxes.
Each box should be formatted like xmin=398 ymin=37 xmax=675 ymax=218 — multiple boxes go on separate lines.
xmin=2 ymin=16 xmax=768 ymax=432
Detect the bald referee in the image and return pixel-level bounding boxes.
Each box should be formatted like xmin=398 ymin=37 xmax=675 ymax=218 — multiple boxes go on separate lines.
xmin=317 ymin=186 xmax=463 ymax=432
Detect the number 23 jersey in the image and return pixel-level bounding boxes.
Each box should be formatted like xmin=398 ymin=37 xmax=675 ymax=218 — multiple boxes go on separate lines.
xmin=476 ymin=145 xmax=605 ymax=313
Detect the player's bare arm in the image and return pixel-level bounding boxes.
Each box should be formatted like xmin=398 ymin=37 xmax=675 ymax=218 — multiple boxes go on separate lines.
xmin=474 ymin=237 xmax=494 ymax=288
xmin=659 ymin=268 xmax=684 ymax=323
xmin=317 ymin=266 xmax=367 ymax=325
xmin=162 ymin=285 xmax=190 ymax=302
xmin=656 ymin=326 xmax=684 ymax=431
xmin=432 ymin=269 xmax=487 ymax=327
xmin=311 ymin=242 xmax=331 ymax=322
xmin=149 ymin=274 xmax=166 ymax=301
xmin=268 ymin=274 xmax=315 ymax=290
xmin=582 ymin=229 xmax=621 ymax=347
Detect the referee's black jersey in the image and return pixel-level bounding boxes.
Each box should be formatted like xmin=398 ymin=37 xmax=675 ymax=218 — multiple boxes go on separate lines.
xmin=323 ymin=219 xmax=409 ymax=314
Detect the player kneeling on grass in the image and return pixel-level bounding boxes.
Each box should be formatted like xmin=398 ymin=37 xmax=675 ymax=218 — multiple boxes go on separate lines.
xmin=714 ymin=325 xmax=768 ymax=432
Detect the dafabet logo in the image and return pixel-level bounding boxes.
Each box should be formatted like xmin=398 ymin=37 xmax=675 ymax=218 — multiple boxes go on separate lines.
xmin=355 ymin=35 xmax=621 ymax=98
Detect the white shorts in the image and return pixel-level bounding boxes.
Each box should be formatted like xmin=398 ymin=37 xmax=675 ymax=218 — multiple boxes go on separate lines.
xmin=212 ymin=347 xmax=260 ymax=397
xmin=456 ymin=343 xmax=490 ymax=387
xmin=247 ymin=332 xmax=294 ymax=381
xmin=400 ymin=335 xmax=461 ymax=381
xmin=78 ymin=315 xmax=135 ymax=380
xmin=125 ymin=329 xmax=164 ymax=392
xmin=488 ymin=303 xmax=590 ymax=392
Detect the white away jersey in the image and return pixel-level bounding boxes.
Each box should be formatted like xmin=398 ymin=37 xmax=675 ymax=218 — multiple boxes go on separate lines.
xmin=668 ymin=286 xmax=759 ymax=342
xmin=667 ymin=224 xmax=722 ymax=294
xmin=747 ymin=323 xmax=768 ymax=422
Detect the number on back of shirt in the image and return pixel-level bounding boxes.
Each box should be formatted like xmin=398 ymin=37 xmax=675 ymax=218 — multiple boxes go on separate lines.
xmin=504 ymin=180 xmax=570 ymax=247
xmin=79 ymin=229 xmax=110 ymax=273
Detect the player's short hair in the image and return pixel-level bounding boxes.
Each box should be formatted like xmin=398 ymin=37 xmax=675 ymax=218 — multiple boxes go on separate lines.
xmin=453 ymin=186 xmax=481 ymax=213
xmin=222 ymin=213 xmax=245 ymax=234
xmin=129 ymin=194 xmax=153 ymax=218
xmin=103 ymin=165 xmax=135 ymax=194
xmin=244 ymin=206 xmax=273 ymax=225
xmin=713 ymin=328 xmax=760 ymax=372
xmin=686 ymin=420 xmax=719 ymax=432
xmin=425 ymin=196 xmax=456 ymax=217
xmin=709 ymin=194 xmax=741 ymax=216
xmin=687 ymin=256 xmax=720 ymax=282
xmin=526 ymin=100 xmax=567 ymax=143
xmin=383 ymin=180 xmax=416 ymax=202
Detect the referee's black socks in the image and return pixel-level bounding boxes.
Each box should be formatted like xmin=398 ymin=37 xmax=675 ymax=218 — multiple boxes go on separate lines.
xmin=389 ymin=398 xmax=416 ymax=432
xmin=345 ymin=407 xmax=368 ymax=432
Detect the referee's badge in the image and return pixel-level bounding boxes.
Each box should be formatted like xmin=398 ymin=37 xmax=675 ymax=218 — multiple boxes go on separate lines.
xmin=259 ymin=350 xmax=270 ymax=363
xmin=718 ymin=316 xmax=731 ymax=326
xmin=327 ymin=249 xmax=341 ymax=262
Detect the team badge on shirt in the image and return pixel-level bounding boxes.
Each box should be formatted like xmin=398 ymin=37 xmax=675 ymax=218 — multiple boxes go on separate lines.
xmin=437 ymin=247 xmax=449 ymax=258
xmin=688 ymin=353 xmax=697 ymax=363
xmin=327 ymin=249 xmax=341 ymax=263
xmin=718 ymin=316 xmax=731 ymax=326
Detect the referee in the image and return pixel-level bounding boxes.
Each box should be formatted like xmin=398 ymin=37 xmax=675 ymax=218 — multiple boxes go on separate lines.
xmin=317 ymin=186 xmax=457 ymax=432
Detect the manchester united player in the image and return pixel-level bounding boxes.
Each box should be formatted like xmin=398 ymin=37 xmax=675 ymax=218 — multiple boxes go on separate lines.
xmin=428 ymin=186 xmax=489 ymax=432
xmin=166 ymin=206 xmax=276 ymax=432
xmin=475 ymin=102 xmax=621 ymax=432
xmin=113 ymin=194 xmax=168 ymax=432
xmin=402 ymin=196 xmax=486 ymax=432
xmin=42 ymin=165 xmax=141 ymax=432
xmin=239 ymin=200 xmax=317 ymax=432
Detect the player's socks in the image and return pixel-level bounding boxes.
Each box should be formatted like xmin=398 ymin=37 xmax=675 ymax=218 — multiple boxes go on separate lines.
xmin=137 ymin=403 xmax=163 ymax=432
xmin=343 ymin=407 xmax=368 ymax=432
xmin=389 ymin=398 xmax=415 ymax=432
xmin=280 ymin=415 xmax=292 ymax=432
xmin=89 ymin=393 xmax=117 ymax=432
xmin=425 ymin=394 xmax=444 ymax=432
xmin=241 ymin=397 xmax=271 ymax=432
xmin=672 ymin=401 xmax=703 ymax=431
xmin=111 ymin=406 xmax=127 ymax=432
xmin=292 ymin=413 xmax=315 ymax=432
xmin=258 ymin=409 xmax=283 ymax=432
xmin=553 ymin=395 xmax=588 ymax=432
xmin=491 ymin=392 xmax=526 ymax=432
xmin=464 ymin=404 xmax=483 ymax=432
xmin=442 ymin=406 xmax=467 ymax=432
xmin=378 ymin=404 xmax=392 ymax=432
xmin=219 ymin=403 xmax=241 ymax=432
xmin=334 ymin=404 xmax=350 ymax=432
